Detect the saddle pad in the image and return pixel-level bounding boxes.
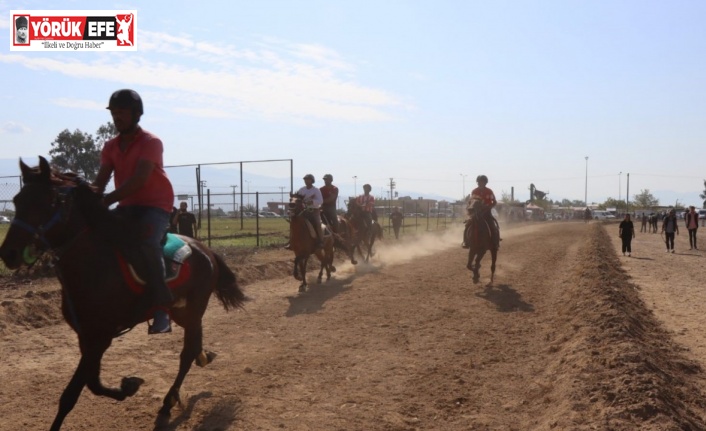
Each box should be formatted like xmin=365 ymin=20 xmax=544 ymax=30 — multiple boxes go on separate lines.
xmin=164 ymin=233 xmax=192 ymax=264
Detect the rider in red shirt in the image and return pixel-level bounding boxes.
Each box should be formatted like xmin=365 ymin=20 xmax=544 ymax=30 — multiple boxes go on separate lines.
xmin=463 ymin=175 xmax=500 ymax=248
xmin=93 ymin=89 xmax=174 ymax=334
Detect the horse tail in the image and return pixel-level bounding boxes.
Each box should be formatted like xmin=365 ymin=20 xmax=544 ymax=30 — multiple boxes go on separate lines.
xmin=376 ymin=223 xmax=383 ymax=240
xmin=213 ymin=252 xmax=246 ymax=311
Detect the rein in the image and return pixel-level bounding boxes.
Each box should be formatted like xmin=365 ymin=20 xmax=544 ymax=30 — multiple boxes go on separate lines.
xmin=12 ymin=183 xmax=81 ymax=263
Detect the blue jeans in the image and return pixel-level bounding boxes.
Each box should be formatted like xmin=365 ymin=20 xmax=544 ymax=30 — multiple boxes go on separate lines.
xmin=112 ymin=205 xmax=170 ymax=271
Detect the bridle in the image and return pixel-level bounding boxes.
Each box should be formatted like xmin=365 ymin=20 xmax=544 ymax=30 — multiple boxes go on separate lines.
xmin=11 ymin=179 xmax=82 ymax=264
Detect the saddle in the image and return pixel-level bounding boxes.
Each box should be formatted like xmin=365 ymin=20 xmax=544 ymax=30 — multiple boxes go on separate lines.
xmin=303 ymin=219 xmax=332 ymax=241
xmin=117 ymin=233 xmax=193 ymax=293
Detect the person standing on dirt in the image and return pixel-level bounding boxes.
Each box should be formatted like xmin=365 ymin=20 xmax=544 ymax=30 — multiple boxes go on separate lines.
xmin=390 ymin=206 xmax=404 ymax=239
xmin=618 ymin=214 xmax=635 ymax=257
xmin=661 ymin=209 xmax=679 ymax=253
xmin=640 ymin=213 xmax=648 ymax=233
xmin=319 ymin=174 xmax=339 ymax=233
xmin=173 ymin=201 xmax=198 ymax=239
xmin=685 ymin=206 xmax=699 ymax=250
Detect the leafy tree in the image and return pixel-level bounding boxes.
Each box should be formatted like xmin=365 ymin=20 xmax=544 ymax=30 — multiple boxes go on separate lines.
xmin=48 ymin=123 xmax=117 ymax=181
xmin=700 ymin=180 xmax=706 ymax=208
xmin=632 ymin=189 xmax=659 ymax=209
xmin=95 ymin=122 xmax=117 ymax=148
xmin=599 ymin=197 xmax=627 ymax=211
xmin=500 ymin=190 xmax=521 ymax=204
xmin=48 ymin=129 xmax=100 ymax=180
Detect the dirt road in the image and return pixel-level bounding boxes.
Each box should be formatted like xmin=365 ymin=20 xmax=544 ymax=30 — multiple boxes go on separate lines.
xmin=2 ymin=221 xmax=706 ymax=430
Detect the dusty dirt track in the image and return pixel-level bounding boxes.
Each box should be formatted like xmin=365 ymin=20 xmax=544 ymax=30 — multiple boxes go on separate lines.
xmin=2 ymin=221 xmax=706 ymax=430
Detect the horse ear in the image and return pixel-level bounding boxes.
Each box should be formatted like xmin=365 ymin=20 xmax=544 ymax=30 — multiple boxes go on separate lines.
xmin=38 ymin=156 xmax=51 ymax=182
xmin=19 ymin=158 xmax=32 ymax=180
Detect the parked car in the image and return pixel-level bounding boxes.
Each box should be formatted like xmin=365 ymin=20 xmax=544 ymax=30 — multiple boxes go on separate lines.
xmin=258 ymin=211 xmax=280 ymax=218
xmin=0 ymin=216 xmax=10 ymax=224
xmin=593 ymin=211 xmax=616 ymax=220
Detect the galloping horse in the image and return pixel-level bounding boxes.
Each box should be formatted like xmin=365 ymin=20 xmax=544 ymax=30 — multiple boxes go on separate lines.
xmin=0 ymin=157 xmax=245 ymax=431
xmin=345 ymin=199 xmax=383 ymax=263
xmin=288 ymin=193 xmax=336 ymax=293
xmin=320 ymin=211 xmax=358 ymax=266
xmin=464 ymin=198 xmax=499 ymax=284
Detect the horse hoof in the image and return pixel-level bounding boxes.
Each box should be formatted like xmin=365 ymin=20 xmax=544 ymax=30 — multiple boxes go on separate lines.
xmin=294 ymin=274 xmax=302 ymax=281
xmin=154 ymin=411 xmax=171 ymax=428
xmin=298 ymin=285 xmax=306 ymax=293
xmin=351 ymin=260 xmax=358 ymax=265
xmin=121 ymin=377 xmax=144 ymax=397
xmin=331 ymin=266 xmax=337 ymax=273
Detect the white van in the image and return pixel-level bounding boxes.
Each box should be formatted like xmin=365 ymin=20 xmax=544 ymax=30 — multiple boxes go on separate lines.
xmin=592 ymin=211 xmax=616 ymax=220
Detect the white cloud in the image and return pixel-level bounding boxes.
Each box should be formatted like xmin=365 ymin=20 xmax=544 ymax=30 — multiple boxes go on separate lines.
xmin=0 ymin=33 xmax=407 ymax=123
xmin=50 ymin=97 xmax=105 ymax=110
xmin=1 ymin=121 xmax=31 ymax=134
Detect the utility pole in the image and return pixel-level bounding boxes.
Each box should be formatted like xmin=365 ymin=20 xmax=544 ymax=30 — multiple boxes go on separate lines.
xmin=626 ymin=173 xmax=630 ymax=213
xmin=389 ymin=177 xmax=396 ymax=220
xmin=279 ymin=186 xmax=285 ymax=215
xmin=584 ymin=156 xmax=589 ymax=206
xmin=230 ymin=185 xmax=238 ymax=217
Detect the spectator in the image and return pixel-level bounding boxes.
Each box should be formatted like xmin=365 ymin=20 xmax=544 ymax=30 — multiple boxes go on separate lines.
xmin=661 ymin=209 xmax=679 ymax=253
xmin=618 ymin=214 xmax=635 ymax=256
xmin=685 ymin=205 xmax=699 ymax=250
xmin=390 ymin=206 xmax=404 ymax=239
xmin=640 ymin=213 xmax=648 ymax=233
xmin=169 ymin=206 xmax=178 ymax=233
xmin=172 ymin=201 xmax=198 ymax=238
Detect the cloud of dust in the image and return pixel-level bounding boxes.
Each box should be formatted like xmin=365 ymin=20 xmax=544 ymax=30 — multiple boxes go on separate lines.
xmin=333 ymin=225 xmax=465 ymax=276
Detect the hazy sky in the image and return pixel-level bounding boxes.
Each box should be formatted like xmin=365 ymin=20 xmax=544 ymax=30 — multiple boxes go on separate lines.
xmin=1 ymin=1 xmax=705 ymax=207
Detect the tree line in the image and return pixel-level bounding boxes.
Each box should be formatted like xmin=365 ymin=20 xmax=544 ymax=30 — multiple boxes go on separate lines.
xmin=47 ymin=123 xmax=706 ymax=209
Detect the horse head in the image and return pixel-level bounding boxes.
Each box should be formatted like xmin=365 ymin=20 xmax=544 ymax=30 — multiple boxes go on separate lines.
xmin=288 ymin=193 xmax=308 ymax=218
xmin=466 ymin=198 xmax=484 ymax=219
xmin=0 ymin=156 xmax=103 ymax=269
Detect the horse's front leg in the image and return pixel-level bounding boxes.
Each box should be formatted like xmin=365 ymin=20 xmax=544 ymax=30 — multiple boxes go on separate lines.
xmin=52 ymin=336 xmax=143 ymax=431
xmin=157 ymin=321 xmax=207 ymax=422
xmin=489 ymin=248 xmax=498 ymax=285
xmin=293 ymin=256 xmax=302 ymax=281
xmin=84 ymin=336 xmax=144 ymax=401
xmin=298 ymin=256 xmax=309 ymax=293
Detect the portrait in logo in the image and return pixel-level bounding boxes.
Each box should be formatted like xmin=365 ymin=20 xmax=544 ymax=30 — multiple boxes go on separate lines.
xmin=14 ymin=15 xmax=29 ymax=44
xmin=115 ymin=13 xmax=133 ymax=46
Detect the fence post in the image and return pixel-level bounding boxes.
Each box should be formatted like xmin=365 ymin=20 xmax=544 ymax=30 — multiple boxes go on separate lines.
xmin=207 ymin=189 xmax=211 ymax=248
xmin=256 ymin=192 xmax=260 ymax=247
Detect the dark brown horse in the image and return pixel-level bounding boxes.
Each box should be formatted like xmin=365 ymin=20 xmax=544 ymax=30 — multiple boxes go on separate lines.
xmin=464 ymin=198 xmax=499 ymax=284
xmin=345 ymin=199 xmax=383 ymax=263
xmin=288 ymin=193 xmax=336 ymax=293
xmin=0 ymin=157 xmax=245 ymax=431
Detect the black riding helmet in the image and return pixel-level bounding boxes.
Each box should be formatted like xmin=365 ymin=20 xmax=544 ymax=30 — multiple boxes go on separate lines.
xmin=363 ymin=184 xmax=372 ymax=191
xmin=476 ymin=175 xmax=488 ymax=184
xmin=107 ymin=89 xmax=144 ymax=117
xmin=303 ymin=174 xmax=315 ymax=183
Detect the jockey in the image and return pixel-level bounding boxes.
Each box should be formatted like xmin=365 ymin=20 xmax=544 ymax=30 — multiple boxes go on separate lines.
xmin=296 ymin=174 xmax=324 ymax=249
xmin=356 ymin=184 xmax=377 ymax=231
xmin=463 ymin=175 xmax=500 ymax=248
xmin=319 ymin=174 xmax=339 ymax=233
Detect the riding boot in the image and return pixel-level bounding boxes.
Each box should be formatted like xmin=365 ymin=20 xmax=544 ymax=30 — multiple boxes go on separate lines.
xmin=316 ymin=224 xmax=324 ymax=249
xmin=138 ymin=245 xmax=173 ymax=334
